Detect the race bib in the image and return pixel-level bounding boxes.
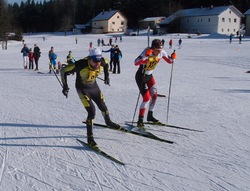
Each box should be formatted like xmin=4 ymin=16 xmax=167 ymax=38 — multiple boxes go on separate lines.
xmin=87 ymin=70 xmax=100 ymax=82
xmin=144 ymin=56 xmax=158 ymax=71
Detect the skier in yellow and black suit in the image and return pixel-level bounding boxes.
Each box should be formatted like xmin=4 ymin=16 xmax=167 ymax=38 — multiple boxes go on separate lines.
xmin=60 ymin=48 xmax=120 ymax=147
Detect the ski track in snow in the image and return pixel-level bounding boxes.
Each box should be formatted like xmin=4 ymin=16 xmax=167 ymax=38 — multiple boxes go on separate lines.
xmin=0 ymin=33 xmax=249 ymax=190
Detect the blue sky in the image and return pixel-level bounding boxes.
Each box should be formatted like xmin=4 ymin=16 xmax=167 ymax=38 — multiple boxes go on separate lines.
xmin=7 ymin=0 xmax=45 ymax=4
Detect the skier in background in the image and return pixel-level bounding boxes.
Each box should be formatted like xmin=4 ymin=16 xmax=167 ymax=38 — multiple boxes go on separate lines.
xmin=134 ymin=39 xmax=176 ymax=129
xmin=60 ymin=48 xmax=120 ymax=147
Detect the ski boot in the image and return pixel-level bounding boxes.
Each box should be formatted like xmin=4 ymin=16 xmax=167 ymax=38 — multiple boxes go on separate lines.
xmin=105 ymin=119 xmax=120 ymax=129
xmin=102 ymin=111 xmax=120 ymax=129
xmin=147 ymin=111 xmax=160 ymax=124
xmin=86 ymin=119 xmax=97 ymax=147
xmin=137 ymin=116 xmax=145 ymax=131
xmin=87 ymin=135 xmax=97 ymax=148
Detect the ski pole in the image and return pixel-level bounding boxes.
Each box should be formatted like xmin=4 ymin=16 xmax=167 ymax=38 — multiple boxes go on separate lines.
xmin=132 ymin=89 xmax=141 ymax=124
xmin=166 ymin=50 xmax=176 ymax=124
xmin=97 ymin=76 xmax=110 ymax=86
xmin=131 ymin=70 xmax=146 ymax=123
xmin=49 ymin=63 xmax=63 ymax=88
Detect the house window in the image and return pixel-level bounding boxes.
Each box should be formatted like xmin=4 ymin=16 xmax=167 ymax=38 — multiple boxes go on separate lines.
xmin=222 ymin=18 xmax=225 ymax=22
xmin=117 ymin=16 xmax=120 ymax=19
xmin=208 ymin=18 xmax=210 ymax=22
xmin=229 ymin=18 xmax=231 ymax=23
xmin=222 ymin=28 xmax=224 ymax=32
xmin=229 ymin=11 xmax=231 ymax=14
xmin=234 ymin=18 xmax=237 ymax=23
xmin=121 ymin=21 xmax=124 ymax=25
xmin=228 ymin=29 xmax=230 ymax=32
xmin=112 ymin=22 xmax=115 ymax=25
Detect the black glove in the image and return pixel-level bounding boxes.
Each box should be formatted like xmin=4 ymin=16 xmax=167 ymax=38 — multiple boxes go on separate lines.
xmin=62 ymin=85 xmax=69 ymax=98
xmin=104 ymin=77 xmax=110 ymax=85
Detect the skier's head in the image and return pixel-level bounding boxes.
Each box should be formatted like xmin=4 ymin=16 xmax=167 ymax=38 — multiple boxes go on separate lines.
xmin=89 ymin=48 xmax=102 ymax=69
xmin=89 ymin=48 xmax=102 ymax=62
xmin=151 ymin=39 xmax=162 ymax=50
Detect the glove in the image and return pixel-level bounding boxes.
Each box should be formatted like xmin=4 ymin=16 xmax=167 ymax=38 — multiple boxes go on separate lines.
xmin=62 ymin=85 xmax=69 ymax=98
xmin=171 ymin=50 xmax=177 ymax=59
xmin=104 ymin=77 xmax=110 ymax=85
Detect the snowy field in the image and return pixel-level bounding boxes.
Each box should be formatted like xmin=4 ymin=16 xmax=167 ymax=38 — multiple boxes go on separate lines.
xmin=0 ymin=32 xmax=250 ymax=191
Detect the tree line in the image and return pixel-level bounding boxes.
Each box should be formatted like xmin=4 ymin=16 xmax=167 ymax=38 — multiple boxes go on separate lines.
xmin=1 ymin=0 xmax=250 ymax=36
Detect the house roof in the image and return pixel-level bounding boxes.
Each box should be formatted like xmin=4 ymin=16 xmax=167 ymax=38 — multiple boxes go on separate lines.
xmin=140 ymin=17 xmax=166 ymax=22
xmin=160 ymin=5 xmax=244 ymax=25
xmin=244 ymin=9 xmax=250 ymax=15
xmin=92 ymin=10 xmax=119 ymax=21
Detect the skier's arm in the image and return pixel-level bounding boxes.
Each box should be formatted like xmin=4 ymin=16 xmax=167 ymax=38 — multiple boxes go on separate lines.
xmin=134 ymin=48 xmax=152 ymax=66
xmin=101 ymin=58 xmax=110 ymax=85
xmin=162 ymin=50 xmax=175 ymax=64
xmin=102 ymin=49 xmax=111 ymax=53
xmin=60 ymin=63 xmax=76 ymax=86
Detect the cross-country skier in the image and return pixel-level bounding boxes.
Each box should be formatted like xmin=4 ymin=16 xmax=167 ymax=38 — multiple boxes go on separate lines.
xmin=60 ymin=48 xmax=120 ymax=147
xmin=134 ymin=39 xmax=176 ymax=129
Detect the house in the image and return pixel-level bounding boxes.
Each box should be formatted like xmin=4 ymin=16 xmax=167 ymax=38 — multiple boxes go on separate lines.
xmin=91 ymin=10 xmax=127 ymax=34
xmin=139 ymin=17 xmax=166 ymax=29
xmin=244 ymin=9 xmax=250 ymax=36
xmin=73 ymin=24 xmax=91 ymax=34
xmin=139 ymin=17 xmax=166 ymax=35
xmin=159 ymin=5 xmax=244 ymax=35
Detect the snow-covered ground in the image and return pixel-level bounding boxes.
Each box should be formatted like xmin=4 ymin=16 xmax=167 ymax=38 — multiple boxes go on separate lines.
xmin=0 ymin=32 xmax=250 ymax=191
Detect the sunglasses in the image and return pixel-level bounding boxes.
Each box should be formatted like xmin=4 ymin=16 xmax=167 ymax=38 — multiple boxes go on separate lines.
xmin=92 ymin=59 xmax=101 ymax=63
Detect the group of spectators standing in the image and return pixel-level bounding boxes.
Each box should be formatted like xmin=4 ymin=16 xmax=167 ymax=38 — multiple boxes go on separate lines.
xmin=161 ymin=38 xmax=182 ymax=49
xmin=21 ymin=43 xmax=41 ymax=70
xmin=21 ymin=36 xmax=124 ymax=74
xmin=102 ymin=44 xmax=122 ymax=74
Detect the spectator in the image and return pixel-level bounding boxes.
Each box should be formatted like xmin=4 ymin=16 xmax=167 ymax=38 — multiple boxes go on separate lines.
xmin=113 ymin=45 xmax=122 ymax=74
xmin=33 ymin=44 xmax=41 ymax=71
xmin=28 ymin=48 xmax=34 ymax=69
xmin=169 ymin=39 xmax=173 ymax=49
xmin=48 ymin=47 xmax=58 ymax=74
xmin=21 ymin=44 xmax=29 ymax=69
xmin=178 ymin=38 xmax=182 ymax=48
xmin=67 ymin=51 xmax=75 ymax=64
xmin=102 ymin=44 xmax=115 ymax=71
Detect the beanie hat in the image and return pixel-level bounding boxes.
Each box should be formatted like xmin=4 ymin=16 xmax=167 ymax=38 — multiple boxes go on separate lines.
xmin=151 ymin=39 xmax=163 ymax=50
xmin=89 ymin=48 xmax=102 ymax=61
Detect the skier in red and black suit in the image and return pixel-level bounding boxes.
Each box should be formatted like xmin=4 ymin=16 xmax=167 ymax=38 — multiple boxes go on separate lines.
xmin=134 ymin=39 xmax=176 ymax=129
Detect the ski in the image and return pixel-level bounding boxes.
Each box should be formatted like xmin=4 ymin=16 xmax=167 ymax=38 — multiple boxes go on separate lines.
xmin=128 ymin=121 xmax=203 ymax=132
xmin=157 ymin=93 xmax=166 ymax=97
xmin=37 ymin=71 xmax=45 ymax=74
xmin=76 ymin=139 xmax=125 ymax=165
xmin=82 ymin=121 xmax=174 ymax=144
